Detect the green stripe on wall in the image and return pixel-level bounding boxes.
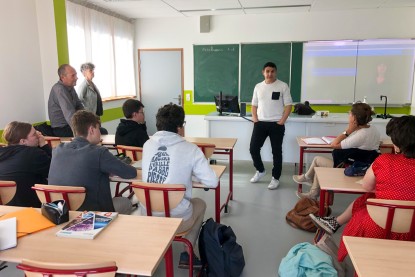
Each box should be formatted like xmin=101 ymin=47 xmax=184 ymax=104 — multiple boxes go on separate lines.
xmin=101 ymin=107 xmax=124 ymax=122
xmin=54 ymin=0 xmax=69 ymax=65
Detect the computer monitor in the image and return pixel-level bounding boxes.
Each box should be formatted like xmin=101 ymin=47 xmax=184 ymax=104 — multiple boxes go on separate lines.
xmin=214 ymin=94 xmax=240 ymax=115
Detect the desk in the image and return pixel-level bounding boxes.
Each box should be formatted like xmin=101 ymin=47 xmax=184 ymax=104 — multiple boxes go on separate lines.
xmin=0 ymin=205 xmax=181 ymax=276
xmin=315 ymin=167 xmax=366 ymax=216
xmin=296 ymin=136 xmax=394 ymax=193
xmin=343 ymin=236 xmax=415 ymax=277
xmin=185 ymin=137 xmax=237 ymax=205
xmin=111 ymin=165 xmax=227 ymax=223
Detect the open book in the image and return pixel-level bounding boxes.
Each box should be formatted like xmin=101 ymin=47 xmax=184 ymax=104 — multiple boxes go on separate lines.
xmin=56 ymin=211 xmax=118 ymax=240
xmin=301 ymin=136 xmax=336 ymax=145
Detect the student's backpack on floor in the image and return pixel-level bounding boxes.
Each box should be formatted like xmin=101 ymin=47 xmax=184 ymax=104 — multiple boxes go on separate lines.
xmin=286 ymin=198 xmax=320 ymax=232
xmin=199 ymin=218 xmax=245 ymax=277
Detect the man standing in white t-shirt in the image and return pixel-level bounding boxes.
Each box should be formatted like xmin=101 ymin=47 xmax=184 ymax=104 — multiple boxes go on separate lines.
xmin=250 ymin=62 xmax=293 ymax=189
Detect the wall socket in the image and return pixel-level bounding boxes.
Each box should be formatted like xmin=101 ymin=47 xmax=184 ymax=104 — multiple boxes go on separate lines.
xmin=186 ymin=93 xmax=190 ymax=101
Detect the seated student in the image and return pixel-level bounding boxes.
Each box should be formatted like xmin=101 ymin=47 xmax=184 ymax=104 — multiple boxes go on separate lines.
xmin=141 ymin=103 xmax=218 ymax=269
xmin=115 ymin=99 xmax=149 ymax=147
xmin=292 ymin=103 xmax=380 ymax=199
xmin=48 ymin=110 xmax=137 ymax=214
xmin=310 ymin=115 xmax=415 ymax=262
xmin=0 ymin=122 xmax=51 ymax=207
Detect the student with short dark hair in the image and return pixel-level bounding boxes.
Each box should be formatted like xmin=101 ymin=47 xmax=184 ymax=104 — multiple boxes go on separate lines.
xmin=115 ymin=99 xmax=149 ymax=147
xmin=142 ymin=103 xmax=218 ymax=269
xmin=48 ymin=110 xmax=137 ymax=214
xmin=0 ymin=121 xmax=51 ymax=207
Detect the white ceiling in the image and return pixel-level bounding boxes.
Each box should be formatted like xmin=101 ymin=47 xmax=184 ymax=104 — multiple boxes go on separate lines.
xmin=78 ymin=0 xmax=415 ymax=19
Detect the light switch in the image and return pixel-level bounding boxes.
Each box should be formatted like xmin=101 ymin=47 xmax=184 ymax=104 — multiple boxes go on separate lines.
xmin=186 ymin=93 xmax=190 ymax=101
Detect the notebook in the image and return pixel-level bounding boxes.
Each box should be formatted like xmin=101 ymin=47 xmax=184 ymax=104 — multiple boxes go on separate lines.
xmin=301 ymin=136 xmax=336 ymax=145
xmin=0 ymin=217 xmax=17 ymax=250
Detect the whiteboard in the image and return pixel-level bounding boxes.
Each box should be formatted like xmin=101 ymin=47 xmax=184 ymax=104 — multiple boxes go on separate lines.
xmin=301 ymin=39 xmax=415 ymax=105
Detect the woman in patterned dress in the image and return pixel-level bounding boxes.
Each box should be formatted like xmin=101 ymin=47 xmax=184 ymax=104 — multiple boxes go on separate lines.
xmin=310 ymin=115 xmax=415 ymax=261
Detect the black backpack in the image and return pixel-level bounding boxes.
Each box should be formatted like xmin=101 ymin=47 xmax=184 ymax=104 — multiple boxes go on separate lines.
xmin=199 ymin=218 xmax=245 ymax=277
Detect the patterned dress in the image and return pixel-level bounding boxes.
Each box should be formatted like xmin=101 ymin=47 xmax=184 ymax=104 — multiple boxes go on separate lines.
xmin=338 ymin=154 xmax=415 ymax=261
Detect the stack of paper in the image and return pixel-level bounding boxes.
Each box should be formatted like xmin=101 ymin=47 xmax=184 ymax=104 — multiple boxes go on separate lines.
xmin=301 ymin=137 xmax=327 ymax=145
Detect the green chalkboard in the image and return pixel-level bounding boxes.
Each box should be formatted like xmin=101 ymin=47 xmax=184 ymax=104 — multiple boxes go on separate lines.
xmin=240 ymin=43 xmax=292 ymax=103
xmin=194 ymin=44 xmax=239 ymax=102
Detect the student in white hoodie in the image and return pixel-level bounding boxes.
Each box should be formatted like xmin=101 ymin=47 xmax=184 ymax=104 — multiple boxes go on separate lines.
xmin=142 ymin=103 xmax=218 ymax=269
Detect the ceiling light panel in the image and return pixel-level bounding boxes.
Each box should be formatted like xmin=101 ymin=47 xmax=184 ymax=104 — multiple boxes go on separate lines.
xmin=164 ymin=0 xmax=241 ymax=11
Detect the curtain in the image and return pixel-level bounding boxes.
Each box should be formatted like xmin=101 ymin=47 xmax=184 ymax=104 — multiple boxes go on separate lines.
xmin=66 ymin=1 xmax=136 ymax=99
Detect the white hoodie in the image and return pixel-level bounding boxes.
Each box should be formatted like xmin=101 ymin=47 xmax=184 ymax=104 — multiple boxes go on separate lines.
xmin=142 ymin=131 xmax=218 ymax=220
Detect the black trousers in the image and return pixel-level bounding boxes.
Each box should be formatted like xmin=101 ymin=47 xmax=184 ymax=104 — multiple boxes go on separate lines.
xmin=249 ymin=121 xmax=285 ymax=180
xmin=52 ymin=125 xmax=73 ymax=137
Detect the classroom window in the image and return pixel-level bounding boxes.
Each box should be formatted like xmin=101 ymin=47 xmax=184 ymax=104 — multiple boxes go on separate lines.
xmin=66 ymin=1 xmax=136 ymax=99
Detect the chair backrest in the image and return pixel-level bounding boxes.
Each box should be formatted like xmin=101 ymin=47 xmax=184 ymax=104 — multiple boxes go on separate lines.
xmin=17 ymin=259 xmax=117 ymax=277
xmin=131 ymin=182 xmax=185 ymax=217
xmin=116 ymin=145 xmax=143 ymax=161
xmin=194 ymin=142 xmax=216 ymax=159
xmin=32 ymin=184 xmax=86 ymax=211
xmin=367 ymin=198 xmax=415 ymax=239
xmin=0 ymin=181 xmax=17 ymax=205
xmin=44 ymin=136 xmax=62 ymax=148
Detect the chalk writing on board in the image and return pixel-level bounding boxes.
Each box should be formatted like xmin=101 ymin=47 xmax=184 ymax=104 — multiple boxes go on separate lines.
xmin=202 ymin=46 xmax=236 ymax=52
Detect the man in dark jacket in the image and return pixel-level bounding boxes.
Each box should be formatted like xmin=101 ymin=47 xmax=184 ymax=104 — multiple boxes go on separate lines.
xmin=48 ymin=111 xmax=137 ymax=214
xmin=115 ymin=99 xmax=149 ymax=147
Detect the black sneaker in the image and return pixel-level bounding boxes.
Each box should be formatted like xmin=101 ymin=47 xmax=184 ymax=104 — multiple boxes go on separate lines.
xmin=309 ymin=214 xmax=340 ymax=235
xmin=178 ymin=251 xmax=203 ymax=269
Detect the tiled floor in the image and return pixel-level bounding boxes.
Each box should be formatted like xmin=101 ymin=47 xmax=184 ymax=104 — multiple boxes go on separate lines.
xmin=2 ymin=160 xmax=357 ymax=276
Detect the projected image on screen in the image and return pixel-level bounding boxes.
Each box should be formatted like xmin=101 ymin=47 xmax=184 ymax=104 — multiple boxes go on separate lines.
xmin=354 ymin=40 xmax=415 ymax=105
xmin=301 ymin=39 xmax=415 ymax=105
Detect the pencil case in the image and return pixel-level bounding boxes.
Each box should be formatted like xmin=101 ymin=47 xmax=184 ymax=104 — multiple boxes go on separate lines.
xmin=41 ymin=200 xmax=69 ymax=225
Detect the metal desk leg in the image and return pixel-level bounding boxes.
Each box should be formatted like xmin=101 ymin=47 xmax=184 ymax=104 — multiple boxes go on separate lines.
xmin=229 ymin=149 xmax=233 ymax=200
xmin=319 ymin=189 xmax=327 ymax=216
xmin=298 ymin=147 xmax=305 ymax=193
xmin=164 ymin=245 xmax=174 ymax=277
xmin=215 ymin=181 xmax=221 ymax=223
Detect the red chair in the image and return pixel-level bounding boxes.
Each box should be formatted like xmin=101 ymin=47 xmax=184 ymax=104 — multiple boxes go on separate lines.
xmin=44 ymin=136 xmax=62 ymax=148
xmin=114 ymin=145 xmax=143 ymax=197
xmin=367 ymin=198 xmax=415 ymax=239
xmin=131 ymin=182 xmax=196 ymax=277
xmin=32 ymin=184 xmax=86 ymax=210
xmin=17 ymin=259 xmax=117 ymax=277
xmin=0 ymin=181 xmax=17 ymax=205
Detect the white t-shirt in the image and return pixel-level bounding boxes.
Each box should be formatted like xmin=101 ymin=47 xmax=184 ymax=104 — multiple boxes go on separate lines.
xmin=341 ymin=126 xmax=381 ymax=150
xmin=251 ymin=79 xmax=293 ymax=122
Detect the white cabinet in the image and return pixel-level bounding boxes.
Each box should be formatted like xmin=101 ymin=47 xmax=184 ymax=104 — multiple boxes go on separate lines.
xmin=204 ymin=113 xmax=393 ymax=163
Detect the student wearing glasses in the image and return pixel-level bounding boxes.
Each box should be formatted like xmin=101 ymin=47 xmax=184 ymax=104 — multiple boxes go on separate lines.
xmin=115 ymin=99 xmax=150 ymax=147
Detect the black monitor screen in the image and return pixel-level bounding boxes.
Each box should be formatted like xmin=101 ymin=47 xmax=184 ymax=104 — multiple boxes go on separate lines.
xmin=214 ymin=94 xmax=240 ymax=114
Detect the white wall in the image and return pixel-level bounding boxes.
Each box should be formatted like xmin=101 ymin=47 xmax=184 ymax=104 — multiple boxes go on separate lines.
xmin=135 ymin=7 xmax=415 ymax=114
xmin=0 ymin=1 xmax=48 ymax=127
xmin=0 ymin=0 xmax=58 ymax=128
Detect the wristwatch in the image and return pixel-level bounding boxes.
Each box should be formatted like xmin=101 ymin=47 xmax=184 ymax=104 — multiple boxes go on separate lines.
xmin=342 ymin=131 xmax=349 ymax=137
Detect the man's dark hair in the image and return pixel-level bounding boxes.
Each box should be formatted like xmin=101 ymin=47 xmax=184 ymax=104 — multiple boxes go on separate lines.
xmin=263 ymin=62 xmax=277 ymax=71
xmin=386 ymin=115 xmax=415 ymax=158
xmin=122 ymin=99 xmax=144 ymax=119
xmin=71 ymin=110 xmax=101 ymax=137
xmin=58 ymin=64 xmax=70 ymax=78
xmin=156 ymin=103 xmax=185 ymax=133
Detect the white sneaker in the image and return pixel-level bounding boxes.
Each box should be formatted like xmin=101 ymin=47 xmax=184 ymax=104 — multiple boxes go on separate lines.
xmin=268 ymin=177 xmax=280 ymax=190
xmin=250 ymin=170 xmax=266 ymax=183
xmin=292 ymin=174 xmax=311 ymax=184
